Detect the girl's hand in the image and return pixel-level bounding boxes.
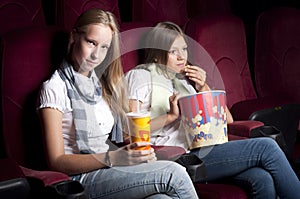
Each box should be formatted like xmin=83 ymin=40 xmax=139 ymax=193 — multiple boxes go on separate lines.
xmin=168 ymin=92 xmax=180 ymax=122
xmin=184 ymin=65 xmax=208 ymax=91
xmin=110 ymin=142 xmax=157 ymax=166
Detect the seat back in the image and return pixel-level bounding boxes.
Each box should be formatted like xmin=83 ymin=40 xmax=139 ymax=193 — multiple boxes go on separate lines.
xmin=120 ymin=24 xmax=153 ymax=73
xmin=56 ymin=0 xmax=121 ymax=31
xmin=185 ymin=14 xmax=257 ymax=109
xmin=187 ymin=0 xmax=231 ymax=18
xmin=132 ymin=0 xmax=189 ymax=27
xmin=0 ymin=0 xmax=45 ymax=35
xmin=1 ymin=27 xmax=68 ymax=169
xmin=255 ymin=7 xmax=300 ymax=103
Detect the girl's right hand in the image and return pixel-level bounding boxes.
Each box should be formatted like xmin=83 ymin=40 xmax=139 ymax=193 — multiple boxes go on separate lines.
xmin=167 ymin=92 xmax=180 ymax=122
xmin=110 ymin=142 xmax=157 ymax=166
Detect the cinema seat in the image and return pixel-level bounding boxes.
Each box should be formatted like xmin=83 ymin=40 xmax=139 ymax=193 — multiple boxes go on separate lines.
xmin=185 ymin=13 xmax=299 ymax=160
xmin=254 ymin=6 xmax=300 ymax=107
xmin=254 ymin=6 xmax=300 ymax=163
xmin=120 ymin=18 xmax=265 ymax=199
xmin=0 ymin=0 xmax=46 ymax=35
xmin=55 ymin=0 xmax=121 ymax=31
xmin=0 ymin=26 xmax=86 ymax=198
xmin=131 ymin=0 xmax=189 ymax=28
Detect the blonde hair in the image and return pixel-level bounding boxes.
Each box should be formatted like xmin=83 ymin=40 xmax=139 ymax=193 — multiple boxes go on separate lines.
xmin=71 ymin=9 xmax=129 ymax=131
xmin=144 ymin=21 xmax=186 ymax=77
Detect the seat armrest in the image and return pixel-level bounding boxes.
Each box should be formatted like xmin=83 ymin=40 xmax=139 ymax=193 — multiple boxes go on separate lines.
xmin=228 ymin=120 xmax=264 ymax=138
xmin=152 ymin=145 xmax=186 ymax=161
xmin=20 ymin=166 xmax=70 ymax=187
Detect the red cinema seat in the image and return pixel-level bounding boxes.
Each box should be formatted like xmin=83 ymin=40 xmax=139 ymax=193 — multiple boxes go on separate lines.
xmin=254 ymin=6 xmax=300 ymax=163
xmin=0 ymin=0 xmax=46 ymax=35
xmin=185 ymin=13 xmax=298 ymax=160
xmin=131 ymin=0 xmax=189 ymax=28
xmin=55 ymin=0 xmax=121 ymax=31
xmin=255 ymin=7 xmax=300 ymax=104
xmin=0 ymin=26 xmax=86 ymax=198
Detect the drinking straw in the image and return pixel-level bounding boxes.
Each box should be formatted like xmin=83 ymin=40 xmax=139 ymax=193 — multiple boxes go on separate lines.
xmin=136 ymin=89 xmax=140 ymax=113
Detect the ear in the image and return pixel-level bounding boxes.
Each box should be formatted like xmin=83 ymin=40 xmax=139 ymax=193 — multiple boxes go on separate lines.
xmin=69 ymin=30 xmax=76 ymax=44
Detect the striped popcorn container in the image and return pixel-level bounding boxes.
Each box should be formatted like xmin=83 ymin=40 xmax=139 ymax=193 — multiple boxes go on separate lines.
xmin=178 ymin=90 xmax=228 ymax=149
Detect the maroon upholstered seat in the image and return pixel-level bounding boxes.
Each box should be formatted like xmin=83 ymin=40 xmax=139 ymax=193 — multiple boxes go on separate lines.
xmin=254 ymin=6 xmax=300 ymax=162
xmin=0 ymin=2 xmax=265 ymax=197
xmin=55 ymin=0 xmax=121 ymax=31
xmin=187 ymin=0 xmax=231 ymax=18
xmin=185 ymin=14 xmax=257 ymax=111
xmin=132 ymin=0 xmax=189 ymax=28
xmin=0 ymin=0 xmax=46 ymax=35
xmin=185 ymin=12 xmax=299 ymax=160
xmin=255 ymin=7 xmax=300 ymax=104
xmin=120 ymin=15 xmax=264 ymax=199
xmin=0 ymin=158 xmax=30 ymax=199
xmin=0 ymin=26 xmax=73 ymax=196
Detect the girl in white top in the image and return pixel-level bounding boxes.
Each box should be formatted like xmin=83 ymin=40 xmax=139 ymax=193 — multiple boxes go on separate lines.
xmin=37 ymin=9 xmax=198 ymax=199
xmin=126 ymin=21 xmax=300 ymax=198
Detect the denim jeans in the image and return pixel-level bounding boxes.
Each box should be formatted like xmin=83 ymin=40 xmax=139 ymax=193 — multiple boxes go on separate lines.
xmin=72 ymin=160 xmax=198 ymax=199
xmin=191 ymin=137 xmax=300 ymax=199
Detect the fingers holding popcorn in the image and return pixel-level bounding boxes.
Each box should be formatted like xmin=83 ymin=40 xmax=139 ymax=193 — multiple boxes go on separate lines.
xmin=183 ymin=65 xmax=208 ymax=91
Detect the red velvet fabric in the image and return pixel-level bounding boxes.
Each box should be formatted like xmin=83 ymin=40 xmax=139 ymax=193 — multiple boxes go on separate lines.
xmin=0 ymin=158 xmax=25 ymax=181
xmin=0 ymin=0 xmax=45 ymax=35
xmin=120 ymin=22 xmax=154 ymax=73
xmin=185 ymin=14 xmax=257 ymax=110
xmin=56 ymin=0 xmax=121 ymax=31
xmin=132 ymin=0 xmax=189 ymax=27
xmin=228 ymin=121 xmax=264 ymax=138
xmin=187 ymin=0 xmax=231 ymax=18
xmin=255 ymin=7 xmax=300 ymax=104
xmin=1 ymin=27 xmax=70 ymax=187
xmin=194 ymin=183 xmax=248 ymax=199
xmin=20 ymin=167 xmax=70 ymax=187
xmin=152 ymin=146 xmax=186 ymax=160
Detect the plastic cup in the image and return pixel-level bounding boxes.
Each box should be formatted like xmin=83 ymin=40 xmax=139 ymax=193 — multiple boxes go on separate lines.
xmin=127 ymin=112 xmax=151 ymax=150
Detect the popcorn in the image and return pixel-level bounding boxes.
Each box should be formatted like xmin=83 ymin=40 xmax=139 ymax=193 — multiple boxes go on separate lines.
xmin=179 ymin=91 xmax=228 ymax=149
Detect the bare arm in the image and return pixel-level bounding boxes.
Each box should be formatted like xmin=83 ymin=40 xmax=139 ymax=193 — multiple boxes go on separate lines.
xmin=39 ymin=108 xmax=156 ymax=175
xmin=129 ymin=92 xmax=180 ymax=132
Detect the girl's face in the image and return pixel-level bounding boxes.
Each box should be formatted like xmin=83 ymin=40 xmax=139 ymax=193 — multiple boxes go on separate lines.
xmin=166 ymin=35 xmax=188 ymax=73
xmin=72 ymin=24 xmax=113 ymax=76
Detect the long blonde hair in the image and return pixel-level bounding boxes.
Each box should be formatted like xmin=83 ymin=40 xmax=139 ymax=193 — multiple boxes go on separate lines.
xmin=71 ymin=8 xmax=129 ymax=130
xmin=144 ymin=21 xmax=186 ymax=77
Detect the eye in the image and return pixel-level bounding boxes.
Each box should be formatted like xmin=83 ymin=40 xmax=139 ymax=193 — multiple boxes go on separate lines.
xmin=169 ymin=49 xmax=177 ymax=55
xmin=183 ymin=47 xmax=188 ymax=51
xmin=101 ymin=44 xmax=110 ymax=49
xmin=86 ymin=39 xmax=96 ymax=46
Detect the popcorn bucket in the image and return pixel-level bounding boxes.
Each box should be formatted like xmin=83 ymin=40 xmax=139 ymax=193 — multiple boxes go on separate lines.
xmin=178 ymin=90 xmax=228 ymax=149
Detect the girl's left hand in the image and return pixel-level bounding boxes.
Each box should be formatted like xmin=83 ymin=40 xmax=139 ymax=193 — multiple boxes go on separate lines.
xmin=184 ymin=65 xmax=207 ymax=91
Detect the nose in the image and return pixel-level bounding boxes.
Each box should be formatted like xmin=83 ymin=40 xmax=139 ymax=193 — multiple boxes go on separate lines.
xmin=176 ymin=50 xmax=186 ymax=59
xmin=91 ymin=46 xmax=101 ymax=60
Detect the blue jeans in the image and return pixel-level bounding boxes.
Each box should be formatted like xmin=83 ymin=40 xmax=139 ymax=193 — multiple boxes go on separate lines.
xmin=72 ymin=160 xmax=198 ymax=199
xmin=191 ymin=137 xmax=300 ymax=199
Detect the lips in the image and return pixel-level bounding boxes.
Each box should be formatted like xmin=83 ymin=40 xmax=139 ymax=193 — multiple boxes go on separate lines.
xmin=177 ymin=63 xmax=185 ymax=68
xmin=86 ymin=60 xmax=98 ymax=65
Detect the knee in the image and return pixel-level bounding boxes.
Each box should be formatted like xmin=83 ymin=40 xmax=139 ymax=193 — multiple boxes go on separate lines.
xmin=162 ymin=161 xmax=187 ymax=174
xmin=254 ymin=137 xmax=280 ymax=151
